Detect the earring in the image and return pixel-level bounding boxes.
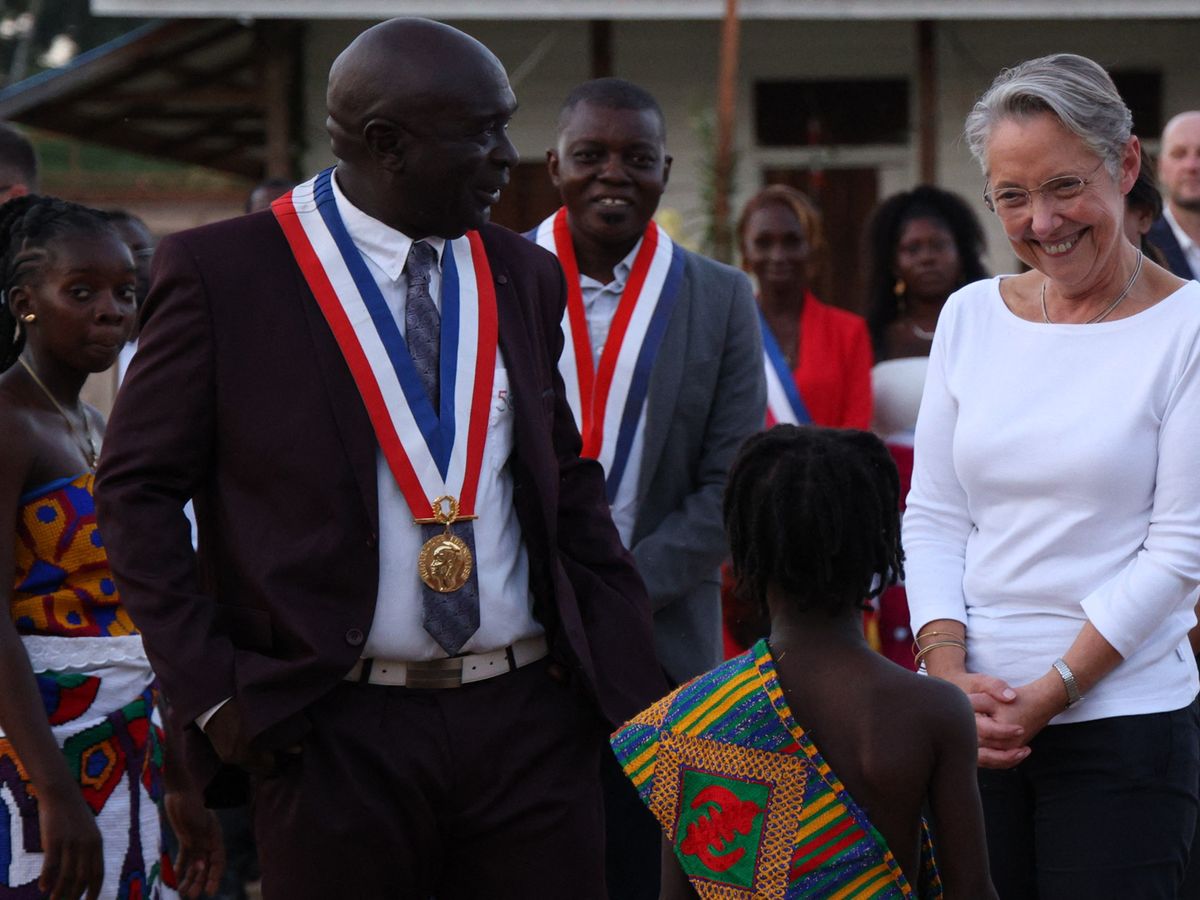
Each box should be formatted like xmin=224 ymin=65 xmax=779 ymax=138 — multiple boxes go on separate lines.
xmin=892 ymin=278 xmax=906 ymax=298
xmin=21 ymin=313 xmax=35 ymax=323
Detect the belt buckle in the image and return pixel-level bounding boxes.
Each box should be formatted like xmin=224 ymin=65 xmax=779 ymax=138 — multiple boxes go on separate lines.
xmin=404 ymin=657 xmax=464 ymax=689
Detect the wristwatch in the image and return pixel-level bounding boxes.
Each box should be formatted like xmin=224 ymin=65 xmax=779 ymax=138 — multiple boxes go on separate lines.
xmin=1052 ymin=657 xmax=1084 ymax=708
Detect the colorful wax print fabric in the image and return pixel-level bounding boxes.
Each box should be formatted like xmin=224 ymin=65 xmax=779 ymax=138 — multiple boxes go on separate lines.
xmin=611 ymin=641 xmax=942 ymax=899
xmin=0 ymin=663 xmax=177 ymax=899
xmin=11 ymin=474 xmax=137 ymax=638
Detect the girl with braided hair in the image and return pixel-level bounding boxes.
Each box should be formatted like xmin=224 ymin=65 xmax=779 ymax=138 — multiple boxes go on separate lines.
xmin=0 ymin=195 xmax=221 ymax=899
xmin=611 ymin=425 xmax=995 ymax=898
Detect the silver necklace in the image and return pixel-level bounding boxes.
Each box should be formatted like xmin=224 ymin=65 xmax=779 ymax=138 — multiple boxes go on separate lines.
xmin=1041 ymin=250 xmax=1143 ymax=325
xmin=18 ymin=356 xmax=99 ymax=471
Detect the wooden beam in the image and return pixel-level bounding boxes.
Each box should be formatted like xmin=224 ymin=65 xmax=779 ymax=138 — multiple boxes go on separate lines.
xmin=916 ymin=19 xmax=937 ymax=184
xmin=711 ymin=0 xmax=740 ymax=263
xmin=258 ymin=21 xmax=295 ymax=179
xmin=0 ymin=20 xmax=246 ymax=118
xmin=589 ymin=20 xmax=613 ymax=79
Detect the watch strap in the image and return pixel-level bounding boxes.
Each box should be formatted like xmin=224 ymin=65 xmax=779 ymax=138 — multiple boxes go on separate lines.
xmin=1053 ymin=657 xmax=1084 ymax=708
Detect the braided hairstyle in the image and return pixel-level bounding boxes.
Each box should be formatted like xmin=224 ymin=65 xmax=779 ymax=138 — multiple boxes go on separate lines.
xmin=724 ymin=425 xmax=904 ymax=617
xmin=0 ymin=194 xmax=118 ymax=372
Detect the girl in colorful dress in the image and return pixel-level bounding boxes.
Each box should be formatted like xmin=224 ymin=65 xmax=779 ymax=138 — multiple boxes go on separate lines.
xmin=0 ymin=196 xmax=221 ymax=899
xmin=612 ymin=425 xmax=995 ymax=898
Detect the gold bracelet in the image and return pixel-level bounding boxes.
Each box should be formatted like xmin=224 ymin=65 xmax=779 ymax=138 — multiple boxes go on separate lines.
xmin=913 ymin=640 xmax=967 ymax=669
xmin=911 ymin=630 xmax=966 ymax=657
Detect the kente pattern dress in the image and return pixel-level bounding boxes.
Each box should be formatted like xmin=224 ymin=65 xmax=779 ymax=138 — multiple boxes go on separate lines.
xmin=1 ymin=473 xmax=176 ymax=899
xmin=611 ymin=640 xmax=940 ymax=899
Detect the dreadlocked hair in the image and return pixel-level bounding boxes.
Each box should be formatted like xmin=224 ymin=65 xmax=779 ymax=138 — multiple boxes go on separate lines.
xmin=0 ymin=194 xmax=117 ymax=372
xmin=724 ymin=425 xmax=904 ymax=617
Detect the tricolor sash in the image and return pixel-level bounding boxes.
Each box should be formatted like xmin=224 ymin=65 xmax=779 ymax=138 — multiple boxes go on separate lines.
xmin=272 ymin=168 xmax=498 ymax=520
xmin=527 ymin=207 xmax=684 ymax=501
xmin=759 ymin=310 xmax=811 ymax=426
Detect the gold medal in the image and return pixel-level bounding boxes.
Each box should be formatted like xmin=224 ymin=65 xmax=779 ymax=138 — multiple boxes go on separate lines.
xmin=414 ymin=495 xmax=477 ymax=593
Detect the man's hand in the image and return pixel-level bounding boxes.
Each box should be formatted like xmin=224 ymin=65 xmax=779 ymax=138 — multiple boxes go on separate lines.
xmin=37 ymin=783 xmax=103 ymax=900
xmin=203 ymin=702 xmax=276 ymax=775
xmin=165 ymin=789 xmax=225 ymax=898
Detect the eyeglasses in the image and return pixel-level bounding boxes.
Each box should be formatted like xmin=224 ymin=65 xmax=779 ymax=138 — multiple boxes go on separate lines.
xmin=982 ymin=159 xmax=1106 ymax=215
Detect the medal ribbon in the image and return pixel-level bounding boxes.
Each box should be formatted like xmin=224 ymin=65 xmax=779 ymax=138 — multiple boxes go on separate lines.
xmin=759 ymin=309 xmax=812 ymax=427
xmin=529 ymin=207 xmax=685 ymax=500
xmin=272 ymin=168 xmax=497 ymax=517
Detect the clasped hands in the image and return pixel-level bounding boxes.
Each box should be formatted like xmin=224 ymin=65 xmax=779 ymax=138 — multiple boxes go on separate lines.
xmin=941 ymin=669 xmax=1068 ymax=768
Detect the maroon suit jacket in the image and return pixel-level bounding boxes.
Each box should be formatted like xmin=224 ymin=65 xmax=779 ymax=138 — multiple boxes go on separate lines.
xmin=95 ymin=210 xmax=664 ymax=799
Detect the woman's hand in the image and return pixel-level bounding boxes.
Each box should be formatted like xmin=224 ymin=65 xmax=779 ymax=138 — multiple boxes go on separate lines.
xmin=37 ymin=783 xmax=103 ymax=900
xmin=932 ymin=669 xmax=1030 ymax=769
xmin=984 ymin=673 xmax=1067 ymax=760
xmin=165 ymin=788 xmax=225 ymax=899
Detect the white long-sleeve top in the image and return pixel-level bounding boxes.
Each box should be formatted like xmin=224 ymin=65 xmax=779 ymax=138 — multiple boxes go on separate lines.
xmin=904 ymin=277 xmax=1200 ymax=724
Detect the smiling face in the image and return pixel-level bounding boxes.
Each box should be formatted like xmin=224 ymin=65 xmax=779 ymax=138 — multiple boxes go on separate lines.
xmin=893 ymin=216 xmax=961 ymax=304
xmin=1160 ymin=112 xmax=1200 ymax=214
xmin=741 ymin=202 xmax=810 ymax=294
xmin=10 ymin=229 xmax=136 ymax=374
xmin=985 ymin=112 xmax=1137 ymax=296
xmin=548 ymin=101 xmax=670 ymax=255
xmin=394 ymin=58 xmax=519 ymax=238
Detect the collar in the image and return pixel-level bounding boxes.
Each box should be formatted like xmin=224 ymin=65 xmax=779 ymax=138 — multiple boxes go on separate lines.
xmin=330 ymin=171 xmax=446 ymax=281
xmin=1164 ymin=206 xmax=1198 ymax=255
xmin=578 ymin=238 xmax=643 ymax=293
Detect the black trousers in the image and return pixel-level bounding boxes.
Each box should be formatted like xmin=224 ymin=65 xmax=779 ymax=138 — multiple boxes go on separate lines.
xmin=978 ymin=700 xmax=1200 ymax=900
xmin=251 ymin=659 xmax=607 ymax=899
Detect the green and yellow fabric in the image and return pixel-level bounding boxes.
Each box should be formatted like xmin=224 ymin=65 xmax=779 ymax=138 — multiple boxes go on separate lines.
xmin=610 ymin=640 xmax=941 ymax=899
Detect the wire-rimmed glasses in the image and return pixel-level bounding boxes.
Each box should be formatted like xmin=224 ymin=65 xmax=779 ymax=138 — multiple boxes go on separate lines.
xmin=982 ymin=159 xmax=1106 ymax=215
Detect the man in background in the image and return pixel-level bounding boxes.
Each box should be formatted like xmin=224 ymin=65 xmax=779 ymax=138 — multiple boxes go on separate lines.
xmin=533 ymin=78 xmax=765 ymax=898
xmin=1149 ymin=110 xmax=1200 ymax=279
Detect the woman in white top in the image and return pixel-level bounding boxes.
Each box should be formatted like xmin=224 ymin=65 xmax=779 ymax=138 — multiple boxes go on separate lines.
xmin=904 ymin=53 xmax=1200 ymax=898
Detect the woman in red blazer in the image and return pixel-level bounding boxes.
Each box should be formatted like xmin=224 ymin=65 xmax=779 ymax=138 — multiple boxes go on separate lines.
xmin=737 ymin=184 xmax=873 ymax=429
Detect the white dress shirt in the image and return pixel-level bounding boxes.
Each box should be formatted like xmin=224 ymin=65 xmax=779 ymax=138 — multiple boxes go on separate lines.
xmin=326 ymin=175 xmax=540 ymax=661
xmin=578 ymin=241 xmax=648 ymax=547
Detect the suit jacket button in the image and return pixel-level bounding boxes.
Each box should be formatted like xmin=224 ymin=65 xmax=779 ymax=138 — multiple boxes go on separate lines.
xmin=496 ymin=274 xmax=508 ymax=285
xmin=345 ymin=628 xmax=365 ymax=646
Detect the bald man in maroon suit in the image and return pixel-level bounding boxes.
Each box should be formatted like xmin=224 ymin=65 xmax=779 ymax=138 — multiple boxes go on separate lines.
xmin=96 ymin=18 xmax=663 ymax=899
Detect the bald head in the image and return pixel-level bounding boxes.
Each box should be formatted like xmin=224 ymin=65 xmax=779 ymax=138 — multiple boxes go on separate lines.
xmin=1160 ymin=110 xmax=1200 ymax=214
xmin=327 ymin=18 xmax=505 ymax=157
xmin=323 ymin=17 xmax=518 ymax=238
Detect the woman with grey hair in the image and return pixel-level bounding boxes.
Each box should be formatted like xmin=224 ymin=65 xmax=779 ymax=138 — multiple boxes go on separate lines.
xmin=904 ymin=53 xmax=1200 ymax=896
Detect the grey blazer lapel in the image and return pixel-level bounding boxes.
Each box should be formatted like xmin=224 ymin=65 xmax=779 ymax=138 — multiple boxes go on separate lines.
xmin=636 ymin=265 xmax=693 ymax=502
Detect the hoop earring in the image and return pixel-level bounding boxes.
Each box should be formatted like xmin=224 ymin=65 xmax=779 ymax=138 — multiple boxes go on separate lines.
xmin=21 ymin=313 xmax=36 ymax=323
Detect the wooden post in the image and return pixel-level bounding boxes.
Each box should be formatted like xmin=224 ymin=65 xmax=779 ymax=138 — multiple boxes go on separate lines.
xmin=258 ymin=22 xmax=294 ymax=180
xmin=590 ymin=20 xmax=613 ymax=79
xmin=916 ymin=19 xmax=937 ymax=185
xmin=712 ymin=0 xmax=740 ymax=263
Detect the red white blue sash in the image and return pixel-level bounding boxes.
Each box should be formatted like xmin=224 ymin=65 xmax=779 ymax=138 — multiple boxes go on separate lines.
xmin=759 ymin=310 xmax=811 ymax=426
xmin=272 ymin=168 xmax=497 ymax=519
xmin=528 ymin=207 xmax=685 ymax=501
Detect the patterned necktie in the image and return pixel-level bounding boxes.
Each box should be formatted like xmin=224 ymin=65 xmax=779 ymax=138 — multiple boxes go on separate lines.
xmin=404 ymin=240 xmax=481 ymax=656
xmin=405 ymin=240 xmax=441 ymax=410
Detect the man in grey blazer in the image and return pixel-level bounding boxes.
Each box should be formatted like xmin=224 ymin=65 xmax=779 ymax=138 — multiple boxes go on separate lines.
xmin=534 ymin=77 xmax=765 ymax=899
